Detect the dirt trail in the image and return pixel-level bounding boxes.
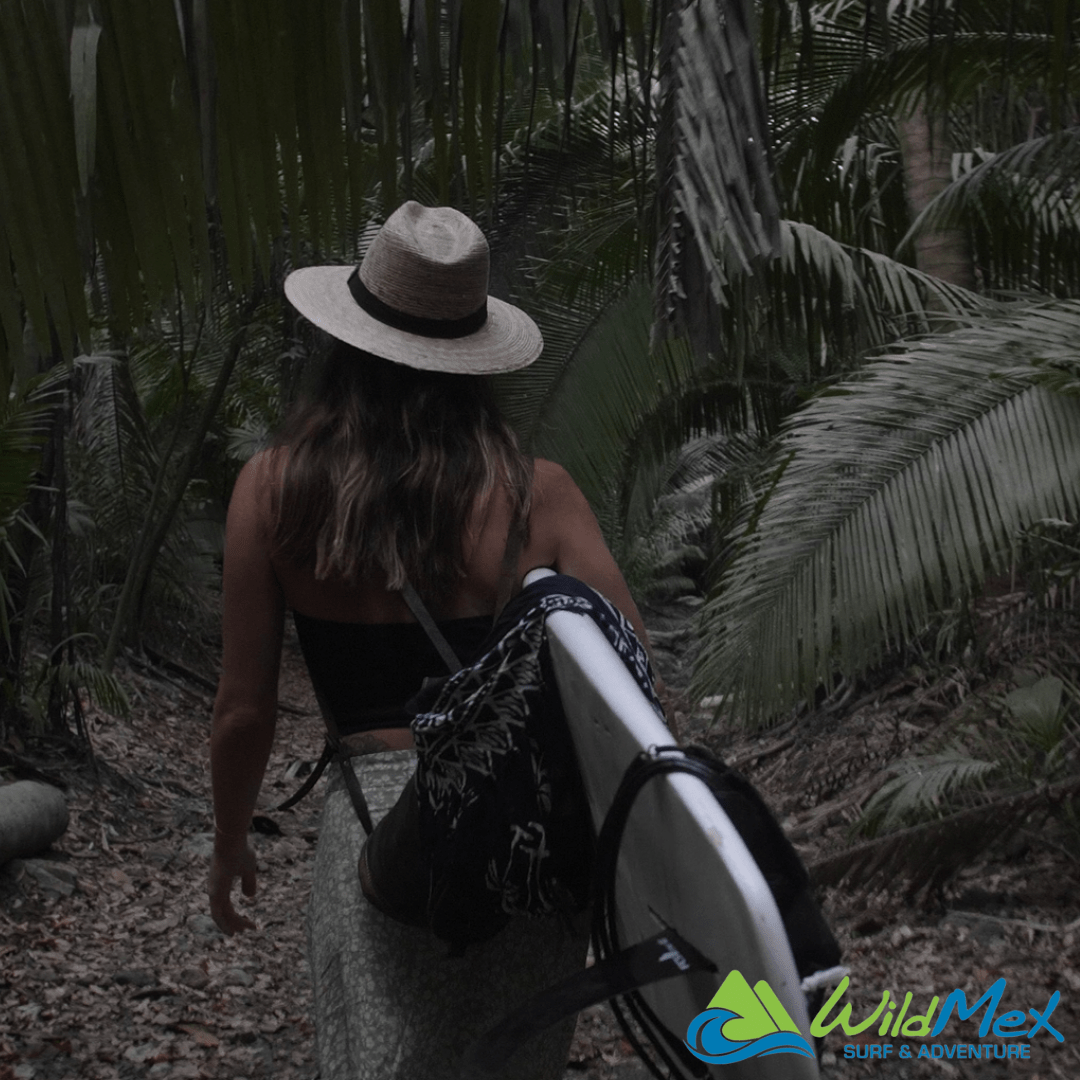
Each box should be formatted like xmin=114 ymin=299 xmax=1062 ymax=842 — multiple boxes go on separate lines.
xmin=1 ymin=599 xmax=1078 ymax=1079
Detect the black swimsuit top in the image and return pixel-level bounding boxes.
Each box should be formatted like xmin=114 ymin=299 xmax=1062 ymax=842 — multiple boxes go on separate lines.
xmin=292 ymin=611 xmax=493 ymax=735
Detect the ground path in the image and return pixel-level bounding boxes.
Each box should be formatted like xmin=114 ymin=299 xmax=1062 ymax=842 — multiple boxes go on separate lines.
xmin=1 ymin=598 xmax=1078 ymax=1079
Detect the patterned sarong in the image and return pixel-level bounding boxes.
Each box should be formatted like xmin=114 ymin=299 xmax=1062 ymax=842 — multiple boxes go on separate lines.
xmin=306 ymin=751 xmax=587 ymax=1080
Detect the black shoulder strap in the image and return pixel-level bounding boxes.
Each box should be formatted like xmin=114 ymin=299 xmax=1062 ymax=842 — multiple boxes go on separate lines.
xmin=400 ymin=500 xmax=527 ymax=672
xmin=400 ymin=579 xmax=463 ymax=673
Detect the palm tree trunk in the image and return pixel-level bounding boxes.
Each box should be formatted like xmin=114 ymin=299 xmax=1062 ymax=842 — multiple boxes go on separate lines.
xmin=896 ymin=100 xmax=976 ymax=291
xmin=46 ymin=396 xmax=69 ymax=735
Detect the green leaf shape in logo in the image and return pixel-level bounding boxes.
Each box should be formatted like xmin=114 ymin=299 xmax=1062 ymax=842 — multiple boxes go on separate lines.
xmin=706 ymin=970 xmax=802 ymax=1040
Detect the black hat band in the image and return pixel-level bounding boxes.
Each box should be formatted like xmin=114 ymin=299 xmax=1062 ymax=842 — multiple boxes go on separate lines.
xmin=348 ymin=267 xmax=488 ymax=339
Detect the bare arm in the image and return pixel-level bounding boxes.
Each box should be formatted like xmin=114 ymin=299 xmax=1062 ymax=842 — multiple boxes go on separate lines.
xmin=208 ymin=453 xmax=285 ymax=934
xmin=535 ymin=461 xmax=652 ymax=657
xmin=538 ymin=464 xmax=680 ymax=729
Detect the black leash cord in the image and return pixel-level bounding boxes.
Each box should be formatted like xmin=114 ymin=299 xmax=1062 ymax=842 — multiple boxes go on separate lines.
xmin=591 ymin=746 xmax=734 ymax=1080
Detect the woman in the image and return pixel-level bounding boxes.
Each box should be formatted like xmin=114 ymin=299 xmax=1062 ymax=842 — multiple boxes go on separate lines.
xmin=208 ymin=202 xmax=655 ymax=1079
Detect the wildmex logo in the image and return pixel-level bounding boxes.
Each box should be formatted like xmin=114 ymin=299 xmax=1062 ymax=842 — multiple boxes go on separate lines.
xmin=684 ymin=970 xmax=816 ymax=1064
xmin=686 ymin=972 xmax=1065 ymax=1066
xmin=814 ymin=975 xmax=1063 ymax=1063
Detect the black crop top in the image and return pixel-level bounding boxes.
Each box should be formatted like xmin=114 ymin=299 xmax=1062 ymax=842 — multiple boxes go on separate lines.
xmin=292 ymin=611 xmax=493 ymax=736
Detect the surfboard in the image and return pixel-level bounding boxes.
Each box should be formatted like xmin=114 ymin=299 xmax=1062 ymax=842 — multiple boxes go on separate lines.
xmin=525 ymin=568 xmax=822 ymax=1079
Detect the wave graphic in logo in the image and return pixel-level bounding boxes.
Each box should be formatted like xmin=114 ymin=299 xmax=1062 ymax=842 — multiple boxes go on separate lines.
xmin=685 ymin=970 xmax=816 ymax=1064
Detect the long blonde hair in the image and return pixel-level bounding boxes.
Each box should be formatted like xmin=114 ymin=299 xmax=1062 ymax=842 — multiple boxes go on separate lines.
xmin=272 ymin=341 xmax=532 ymax=603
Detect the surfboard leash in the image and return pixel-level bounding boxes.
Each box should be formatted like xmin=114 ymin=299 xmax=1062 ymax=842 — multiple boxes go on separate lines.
xmin=591 ymin=745 xmax=720 ymax=1080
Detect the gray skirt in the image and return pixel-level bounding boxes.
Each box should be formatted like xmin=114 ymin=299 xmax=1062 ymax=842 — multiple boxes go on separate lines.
xmin=306 ymin=749 xmax=588 ymax=1080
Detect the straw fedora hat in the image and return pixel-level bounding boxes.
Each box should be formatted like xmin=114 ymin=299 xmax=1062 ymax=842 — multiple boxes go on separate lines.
xmin=284 ymin=201 xmax=542 ymax=374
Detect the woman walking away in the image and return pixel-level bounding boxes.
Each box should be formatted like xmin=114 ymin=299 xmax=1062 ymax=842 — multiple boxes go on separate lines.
xmin=207 ymin=202 xmax=657 ymax=1079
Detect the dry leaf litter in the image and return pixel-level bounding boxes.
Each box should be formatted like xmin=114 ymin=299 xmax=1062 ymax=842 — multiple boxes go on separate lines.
xmin=0 ymin=594 xmax=1078 ymax=1080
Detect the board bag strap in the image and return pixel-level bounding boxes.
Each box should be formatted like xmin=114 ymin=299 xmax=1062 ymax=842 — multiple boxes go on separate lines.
xmin=460 ymin=927 xmax=715 ymax=1079
xmin=463 ymin=747 xmax=733 ymax=1080
xmin=468 ymin=743 xmax=819 ymax=1080
xmin=272 ymin=688 xmax=375 ymax=834
xmin=592 ymin=744 xmax=838 ymax=1079
xmin=273 ymin=740 xmax=335 ymax=811
xmin=591 ymin=746 xmax=721 ymax=1080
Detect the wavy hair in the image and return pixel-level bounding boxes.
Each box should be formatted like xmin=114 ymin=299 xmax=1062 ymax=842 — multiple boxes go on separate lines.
xmin=272 ymin=341 xmax=532 ymax=604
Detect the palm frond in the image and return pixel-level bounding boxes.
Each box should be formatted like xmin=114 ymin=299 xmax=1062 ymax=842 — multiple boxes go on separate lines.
xmin=695 ymin=301 xmax=1080 ymax=725
xmin=897 ymin=130 xmax=1080 ymax=296
xmin=857 ymin=750 xmax=999 ymax=836
xmin=0 ymin=366 xmax=67 ymax=526
xmin=770 ymin=8 xmax=1080 ymax=236
xmin=810 ymin=777 xmax=1080 ymax=896
xmin=58 ymin=659 xmax=131 ymax=717
xmin=754 ymin=221 xmax=987 ymax=371
xmin=1020 ymin=356 xmax=1080 ymax=399
xmin=509 ymin=279 xmax=699 ymax=534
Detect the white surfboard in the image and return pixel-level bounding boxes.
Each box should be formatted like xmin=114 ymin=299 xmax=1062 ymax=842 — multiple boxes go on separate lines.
xmin=526 ymin=569 xmax=821 ymax=1080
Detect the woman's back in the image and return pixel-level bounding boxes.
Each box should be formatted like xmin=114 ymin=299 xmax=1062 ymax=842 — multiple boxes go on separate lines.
xmin=238 ymin=449 xmax=645 ymax=634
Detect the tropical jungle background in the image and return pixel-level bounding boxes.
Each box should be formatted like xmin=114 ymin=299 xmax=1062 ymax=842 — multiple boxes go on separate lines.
xmin=1 ymin=0 xmax=1079 ymax=902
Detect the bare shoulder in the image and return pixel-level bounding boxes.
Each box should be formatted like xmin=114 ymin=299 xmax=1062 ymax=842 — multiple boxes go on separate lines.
xmin=240 ymin=446 xmax=287 ymax=485
xmin=233 ymin=447 xmax=287 ymax=502
xmin=529 ymin=458 xmax=604 ymax=551
xmin=532 ymin=457 xmax=588 ymax=509
xmin=527 ymin=459 xmax=650 ymax=647
xmin=227 ymin=448 xmax=287 ymax=544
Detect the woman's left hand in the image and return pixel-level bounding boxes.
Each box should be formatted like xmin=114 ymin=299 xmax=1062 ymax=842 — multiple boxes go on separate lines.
xmin=208 ymin=839 xmax=259 ymax=935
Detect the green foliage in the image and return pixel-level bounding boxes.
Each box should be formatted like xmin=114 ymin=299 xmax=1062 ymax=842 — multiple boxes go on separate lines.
xmin=770 ymin=0 xmax=1080 ymax=239
xmin=684 ymin=0 xmax=1080 ymax=727
xmin=510 ymin=280 xmax=700 ymax=534
xmin=16 ymin=639 xmax=131 ymax=734
xmin=858 ymin=750 xmax=1000 ymax=836
xmin=2 ymin=1 xmax=780 ymax=387
xmin=854 ymin=676 xmax=1076 ymax=844
xmin=2 ymin=0 xmax=1078 ymax=757
xmin=0 ymin=367 xmax=68 ymax=650
xmin=1003 ymin=675 xmax=1068 ymax=760
xmin=897 ymin=130 xmax=1080 ymax=296
xmin=18 ymin=650 xmax=130 ymax=734
xmin=695 ymin=303 xmax=1080 ymax=725
xmin=1016 ymin=517 xmax=1080 ymax=606
xmin=616 ymin=437 xmax=717 ymax=602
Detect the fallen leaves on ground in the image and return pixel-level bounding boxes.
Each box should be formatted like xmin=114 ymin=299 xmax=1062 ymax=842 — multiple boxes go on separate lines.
xmin=2 ymin=598 xmax=1079 ymax=1080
